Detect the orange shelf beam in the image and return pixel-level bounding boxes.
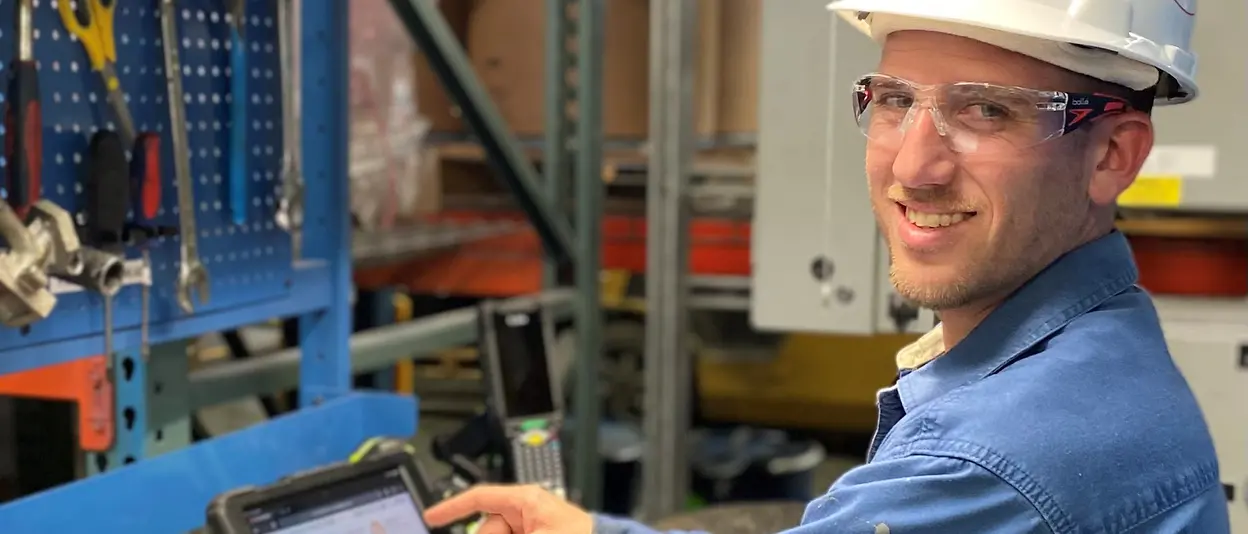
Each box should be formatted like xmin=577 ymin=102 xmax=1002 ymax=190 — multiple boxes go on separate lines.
xmin=0 ymin=356 xmax=114 ymax=452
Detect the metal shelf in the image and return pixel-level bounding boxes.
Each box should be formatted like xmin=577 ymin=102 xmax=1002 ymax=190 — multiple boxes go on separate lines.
xmin=352 ymin=220 xmax=526 ymax=268
xmin=188 ymin=288 xmax=574 ymax=409
xmin=0 ymin=261 xmax=330 ymax=376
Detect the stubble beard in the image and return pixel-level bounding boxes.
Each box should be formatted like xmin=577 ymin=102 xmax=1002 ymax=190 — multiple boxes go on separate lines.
xmin=887 ymin=246 xmax=1012 ymax=311
xmin=885 ymin=190 xmax=1086 ymax=312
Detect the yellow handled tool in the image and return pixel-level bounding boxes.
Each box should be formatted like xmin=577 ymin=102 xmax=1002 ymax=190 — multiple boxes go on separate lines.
xmin=58 ymin=0 xmax=134 ymax=145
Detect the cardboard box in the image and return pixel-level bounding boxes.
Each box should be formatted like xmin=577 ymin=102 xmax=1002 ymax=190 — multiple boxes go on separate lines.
xmin=418 ymin=0 xmax=761 ymax=140
xmin=412 ymin=1 xmax=475 ymax=133
xmin=467 ymin=0 xmax=654 ymax=139
xmin=694 ymin=0 xmax=724 ymax=137
xmin=715 ymin=0 xmax=760 ymax=136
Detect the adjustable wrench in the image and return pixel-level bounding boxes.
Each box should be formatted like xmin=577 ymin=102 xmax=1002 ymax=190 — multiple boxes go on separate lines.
xmin=160 ymin=0 xmax=209 ymax=313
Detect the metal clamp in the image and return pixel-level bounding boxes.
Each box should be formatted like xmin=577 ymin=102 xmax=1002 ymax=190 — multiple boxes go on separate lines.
xmin=0 ymin=200 xmax=123 ymax=327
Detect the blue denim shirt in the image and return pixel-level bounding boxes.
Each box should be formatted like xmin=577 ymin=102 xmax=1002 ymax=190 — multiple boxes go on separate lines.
xmin=596 ymin=232 xmax=1229 ymax=534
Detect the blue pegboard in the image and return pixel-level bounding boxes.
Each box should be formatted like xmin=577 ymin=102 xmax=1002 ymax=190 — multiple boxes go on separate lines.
xmin=0 ymin=0 xmax=302 ymax=356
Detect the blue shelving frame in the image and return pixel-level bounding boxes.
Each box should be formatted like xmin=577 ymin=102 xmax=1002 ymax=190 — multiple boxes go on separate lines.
xmin=0 ymin=392 xmax=418 ymax=533
xmin=0 ymin=1 xmax=396 ymax=529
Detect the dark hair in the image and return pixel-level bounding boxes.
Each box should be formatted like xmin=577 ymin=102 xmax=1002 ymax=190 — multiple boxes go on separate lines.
xmin=1123 ymin=85 xmax=1157 ymax=115
xmin=1063 ymin=68 xmax=1158 ymax=116
xmin=1060 ymin=44 xmax=1163 ymax=115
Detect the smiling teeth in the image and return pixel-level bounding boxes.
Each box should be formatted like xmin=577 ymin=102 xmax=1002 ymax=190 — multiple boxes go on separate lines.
xmin=906 ymin=208 xmax=970 ymax=228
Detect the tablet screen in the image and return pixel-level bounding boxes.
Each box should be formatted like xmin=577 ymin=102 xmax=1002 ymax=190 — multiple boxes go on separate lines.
xmin=243 ymin=465 xmax=428 ymax=534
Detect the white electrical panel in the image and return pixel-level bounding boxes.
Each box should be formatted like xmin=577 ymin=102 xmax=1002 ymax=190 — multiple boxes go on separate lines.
xmin=1138 ymin=1 xmax=1248 ymax=212
xmin=1154 ymin=297 xmax=1248 ymax=531
xmin=752 ymin=2 xmax=933 ymax=334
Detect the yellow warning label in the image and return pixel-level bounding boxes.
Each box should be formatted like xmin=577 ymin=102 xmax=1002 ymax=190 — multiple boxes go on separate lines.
xmin=1117 ymin=175 xmax=1183 ymax=207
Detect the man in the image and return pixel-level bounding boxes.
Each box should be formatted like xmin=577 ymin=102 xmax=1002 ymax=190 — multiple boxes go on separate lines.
xmin=425 ymin=1 xmax=1230 ymax=532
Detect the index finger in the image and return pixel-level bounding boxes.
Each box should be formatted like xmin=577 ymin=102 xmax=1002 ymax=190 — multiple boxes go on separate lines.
xmin=424 ymin=485 xmax=529 ymax=527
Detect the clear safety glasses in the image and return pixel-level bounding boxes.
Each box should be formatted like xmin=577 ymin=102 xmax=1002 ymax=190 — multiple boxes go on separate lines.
xmin=851 ymin=73 xmax=1133 ymax=155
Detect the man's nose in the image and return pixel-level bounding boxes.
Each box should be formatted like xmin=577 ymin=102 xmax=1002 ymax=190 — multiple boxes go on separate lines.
xmin=890 ymin=107 xmax=957 ymax=189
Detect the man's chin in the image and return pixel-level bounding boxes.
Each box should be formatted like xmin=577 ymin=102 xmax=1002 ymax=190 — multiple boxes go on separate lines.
xmin=890 ymin=270 xmax=973 ymax=311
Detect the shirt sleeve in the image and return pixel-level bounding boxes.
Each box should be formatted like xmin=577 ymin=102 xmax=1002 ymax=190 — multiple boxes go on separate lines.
xmin=592 ymin=514 xmax=707 ymax=534
xmin=791 ymin=453 xmax=1053 ymax=534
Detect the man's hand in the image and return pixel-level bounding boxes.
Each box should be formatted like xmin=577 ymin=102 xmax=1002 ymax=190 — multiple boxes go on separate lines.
xmin=424 ymin=484 xmax=595 ymax=534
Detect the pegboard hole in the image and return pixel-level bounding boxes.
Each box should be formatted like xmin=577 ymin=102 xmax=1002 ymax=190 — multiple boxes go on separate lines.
xmin=94 ymin=455 xmax=108 ymax=472
xmin=155 ymin=429 xmax=164 ymax=442
xmin=124 ymin=407 xmax=136 ymax=430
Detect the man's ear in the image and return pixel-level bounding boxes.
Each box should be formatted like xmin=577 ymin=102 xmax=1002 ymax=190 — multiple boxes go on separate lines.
xmin=1087 ymin=113 xmax=1154 ymax=205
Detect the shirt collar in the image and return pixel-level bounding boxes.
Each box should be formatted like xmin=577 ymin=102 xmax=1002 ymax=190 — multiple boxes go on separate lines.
xmin=896 ymin=231 xmax=1139 ymax=411
xmin=895 ymin=326 xmax=944 ymax=369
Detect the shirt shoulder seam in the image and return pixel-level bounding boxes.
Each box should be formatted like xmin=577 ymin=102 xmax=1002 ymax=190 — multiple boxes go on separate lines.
xmin=891 ymin=439 xmax=1222 ymax=534
xmin=1114 ymin=458 xmax=1221 ymax=533
xmin=888 ymin=438 xmax=1077 ymax=534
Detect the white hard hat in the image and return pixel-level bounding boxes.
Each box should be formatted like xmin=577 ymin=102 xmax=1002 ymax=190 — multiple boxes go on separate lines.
xmin=825 ymin=0 xmax=1199 ymax=105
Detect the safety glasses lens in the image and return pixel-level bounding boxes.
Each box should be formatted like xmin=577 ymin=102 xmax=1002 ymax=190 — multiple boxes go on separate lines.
xmin=852 ymin=75 xmax=1067 ymax=154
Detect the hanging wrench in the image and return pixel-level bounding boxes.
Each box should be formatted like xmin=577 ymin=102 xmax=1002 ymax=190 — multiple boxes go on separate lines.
xmin=160 ymin=0 xmax=209 ymax=313
xmin=275 ymin=0 xmax=304 ymax=235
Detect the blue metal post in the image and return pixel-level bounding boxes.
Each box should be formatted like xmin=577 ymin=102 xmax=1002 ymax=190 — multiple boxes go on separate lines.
xmin=87 ymin=347 xmax=146 ymax=474
xmin=358 ymin=289 xmax=399 ymax=389
xmin=297 ymin=1 xmax=354 ymax=406
xmin=146 ymin=341 xmax=192 ymax=458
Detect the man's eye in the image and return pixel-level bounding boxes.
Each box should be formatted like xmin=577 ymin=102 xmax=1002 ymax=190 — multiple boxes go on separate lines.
xmin=964 ymin=102 xmax=1011 ymax=119
xmin=877 ymin=93 xmax=913 ymax=108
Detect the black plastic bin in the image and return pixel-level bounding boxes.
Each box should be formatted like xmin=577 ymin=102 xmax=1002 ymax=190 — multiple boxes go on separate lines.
xmin=560 ymin=420 xmax=644 ymax=515
xmin=689 ymin=427 xmax=826 ymax=504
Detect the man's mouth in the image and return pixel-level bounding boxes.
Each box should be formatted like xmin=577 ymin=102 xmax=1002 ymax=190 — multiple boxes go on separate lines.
xmin=901 ymin=205 xmax=976 ymax=228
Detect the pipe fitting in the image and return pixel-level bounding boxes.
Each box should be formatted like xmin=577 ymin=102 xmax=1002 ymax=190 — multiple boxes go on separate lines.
xmin=58 ymin=248 xmax=125 ymax=297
